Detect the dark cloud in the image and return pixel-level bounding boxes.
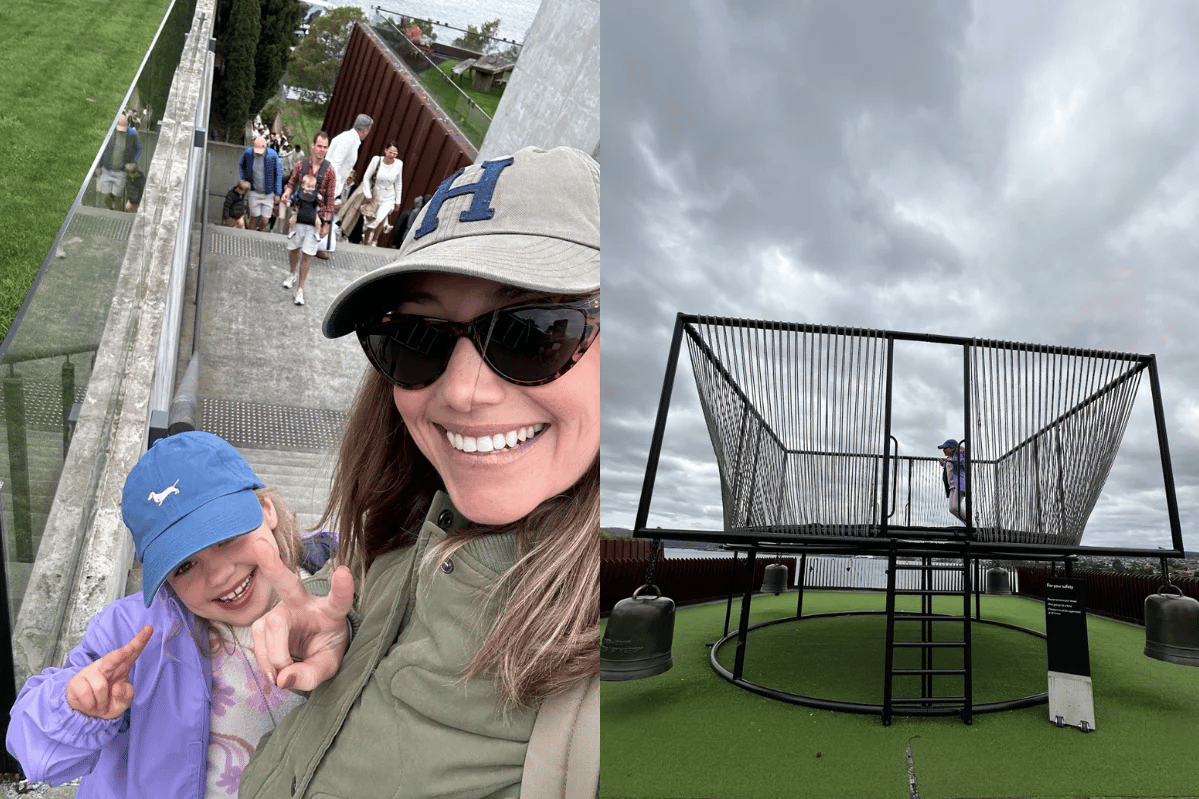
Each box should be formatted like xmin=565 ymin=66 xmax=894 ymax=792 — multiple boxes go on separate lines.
xmin=602 ymin=0 xmax=1199 ymax=552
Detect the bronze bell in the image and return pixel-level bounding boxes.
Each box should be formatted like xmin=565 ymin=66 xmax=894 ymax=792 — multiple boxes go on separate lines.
xmin=985 ymin=567 xmax=1012 ymax=595
xmin=601 ymin=584 xmax=675 ymax=681
xmin=1144 ymin=586 xmax=1199 ymax=666
xmin=761 ymin=562 xmax=788 ymax=595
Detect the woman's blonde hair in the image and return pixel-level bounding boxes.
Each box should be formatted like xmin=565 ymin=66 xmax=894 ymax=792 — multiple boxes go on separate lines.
xmin=323 ymin=366 xmax=599 ymax=706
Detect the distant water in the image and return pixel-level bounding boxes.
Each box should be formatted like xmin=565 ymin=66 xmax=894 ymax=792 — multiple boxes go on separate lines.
xmin=332 ymin=0 xmax=542 ymax=46
xmin=664 ymin=548 xmax=734 ymax=559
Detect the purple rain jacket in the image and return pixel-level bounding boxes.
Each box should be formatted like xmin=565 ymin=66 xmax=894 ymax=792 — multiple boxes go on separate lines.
xmin=947 ymin=451 xmax=968 ymax=492
xmin=7 ymin=592 xmax=212 ymax=798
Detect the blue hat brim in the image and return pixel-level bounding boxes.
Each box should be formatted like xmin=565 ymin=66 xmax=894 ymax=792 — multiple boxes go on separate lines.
xmin=139 ymin=487 xmax=265 ymax=607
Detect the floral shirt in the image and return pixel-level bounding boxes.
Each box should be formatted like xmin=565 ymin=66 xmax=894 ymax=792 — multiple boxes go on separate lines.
xmin=206 ymin=625 xmax=305 ymax=796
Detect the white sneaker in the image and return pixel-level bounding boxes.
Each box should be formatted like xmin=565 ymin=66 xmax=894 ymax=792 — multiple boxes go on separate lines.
xmin=293 ymin=287 xmax=304 ymax=306
xmin=282 ymin=273 xmax=297 ymax=290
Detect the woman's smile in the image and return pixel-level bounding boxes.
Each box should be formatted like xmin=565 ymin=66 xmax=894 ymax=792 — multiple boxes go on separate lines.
xmin=392 ymin=273 xmax=600 ymax=525
xmin=441 ymin=423 xmax=547 ymax=454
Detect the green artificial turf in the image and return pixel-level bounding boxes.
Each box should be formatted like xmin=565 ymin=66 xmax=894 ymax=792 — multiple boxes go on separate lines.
xmin=0 ymin=0 xmax=171 ymax=342
xmin=601 ymin=591 xmax=1199 ymax=799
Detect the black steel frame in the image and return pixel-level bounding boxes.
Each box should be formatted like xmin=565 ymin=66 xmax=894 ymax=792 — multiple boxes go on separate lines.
xmin=636 ymin=314 xmax=1185 ymax=558
xmin=633 ymin=313 xmax=1186 ymax=721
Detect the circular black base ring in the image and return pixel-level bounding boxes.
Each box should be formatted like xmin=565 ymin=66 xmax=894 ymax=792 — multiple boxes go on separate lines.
xmin=709 ymin=610 xmax=1048 ymax=716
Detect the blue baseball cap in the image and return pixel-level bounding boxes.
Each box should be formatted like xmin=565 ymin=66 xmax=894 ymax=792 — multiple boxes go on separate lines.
xmin=122 ymin=431 xmax=265 ymax=607
xmin=937 ymin=439 xmax=959 ymax=450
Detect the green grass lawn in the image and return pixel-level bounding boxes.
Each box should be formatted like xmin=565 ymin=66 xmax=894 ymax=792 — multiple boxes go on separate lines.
xmin=298 ymin=101 xmax=330 ymax=149
xmin=433 ymin=60 xmax=504 ymax=118
xmin=416 ymin=60 xmax=504 ymax=146
xmin=602 ymin=591 xmax=1199 ymax=799
xmin=0 ymin=0 xmax=171 ymax=342
xmin=261 ymin=97 xmax=329 ymax=156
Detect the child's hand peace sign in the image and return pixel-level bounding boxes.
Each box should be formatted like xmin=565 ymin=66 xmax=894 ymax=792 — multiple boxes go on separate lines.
xmin=65 ymin=625 xmax=154 ymax=719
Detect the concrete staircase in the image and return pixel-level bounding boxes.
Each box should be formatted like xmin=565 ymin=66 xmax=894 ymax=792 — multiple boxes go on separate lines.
xmin=237 ymin=445 xmax=339 ymax=534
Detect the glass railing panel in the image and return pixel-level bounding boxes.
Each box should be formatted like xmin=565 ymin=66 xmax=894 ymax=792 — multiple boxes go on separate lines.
xmin=370 ymin=13 xmax=522 ymax=148
xmin=0 ymin=0 xmax=197 ymax=624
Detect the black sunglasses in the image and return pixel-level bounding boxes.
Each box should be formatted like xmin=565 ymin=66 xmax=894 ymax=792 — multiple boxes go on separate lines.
xmin=356 ymin=296 xmax=600 ymax=389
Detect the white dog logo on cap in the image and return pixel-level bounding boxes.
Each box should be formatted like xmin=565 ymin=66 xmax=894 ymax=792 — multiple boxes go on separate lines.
xmin=147 ymin=480 xmax=180 ymax=505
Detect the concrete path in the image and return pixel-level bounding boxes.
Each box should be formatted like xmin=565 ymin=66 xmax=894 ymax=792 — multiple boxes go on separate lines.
xmin=191 ymin=225 xmax=397 ymax=531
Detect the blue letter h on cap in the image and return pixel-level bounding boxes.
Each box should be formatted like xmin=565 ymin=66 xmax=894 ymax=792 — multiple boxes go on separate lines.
xmin=414 ymin=156 xmax=515 ymax=239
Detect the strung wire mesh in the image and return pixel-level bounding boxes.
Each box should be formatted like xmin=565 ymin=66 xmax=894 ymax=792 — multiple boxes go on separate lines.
xmin=683 ymin=318 xmax=1147 ymax=545
xmin=968 ymin=342 xmax=1144 ymax=545
xmin=686 ymin=319 xmax=889 ymax=537
xmin=889 ymin=454 xmax=972 ymax=529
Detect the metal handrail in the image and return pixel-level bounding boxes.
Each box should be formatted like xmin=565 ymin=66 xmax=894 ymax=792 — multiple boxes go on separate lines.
xmin=376 ymin=15 xmax=494 ymax=126
xmin=148 ymin=21 xmax=214 ymax=443
xmin=3 ymin=343 xmax=100 ymax=365
xmin=371 ymin=4 xmax=524 ymax=52
xmin=0 ymin=488 xmax=20 ymax=773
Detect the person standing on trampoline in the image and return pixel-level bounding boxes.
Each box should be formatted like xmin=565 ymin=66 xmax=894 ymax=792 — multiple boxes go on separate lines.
xmin=938 ymin=439 xmax=968 ymax=524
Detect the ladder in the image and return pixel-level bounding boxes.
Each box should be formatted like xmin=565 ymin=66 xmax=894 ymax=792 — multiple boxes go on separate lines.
xmin=882 ymin=544 xmax=973 ymax=725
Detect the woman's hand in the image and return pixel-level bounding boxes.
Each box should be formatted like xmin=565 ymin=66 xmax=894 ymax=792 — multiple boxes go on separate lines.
xmin=251 ymin=539 xmax=355 ymax=691
xmin=66 ymin=625 xmax=153 ymax=719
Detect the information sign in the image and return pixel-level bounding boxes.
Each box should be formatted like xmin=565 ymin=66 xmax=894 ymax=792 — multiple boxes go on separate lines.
xmin=1045 ymin=578 xmax=1090 ymax=676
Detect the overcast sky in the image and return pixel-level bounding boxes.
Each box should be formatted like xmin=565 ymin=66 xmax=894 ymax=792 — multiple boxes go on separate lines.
xmin=600 ymin=0 xmax=1199 ymax=552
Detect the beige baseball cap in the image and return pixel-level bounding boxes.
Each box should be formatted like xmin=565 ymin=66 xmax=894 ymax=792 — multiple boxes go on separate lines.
xmin=322 ymin=146 xmax=600 ymax=338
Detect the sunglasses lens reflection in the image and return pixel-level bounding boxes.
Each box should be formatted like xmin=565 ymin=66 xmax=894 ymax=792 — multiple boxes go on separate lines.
xmin=483 ymin=307 xmax=588 ymax=385
xmin=360 ymin=304 xmax=595 ymax=389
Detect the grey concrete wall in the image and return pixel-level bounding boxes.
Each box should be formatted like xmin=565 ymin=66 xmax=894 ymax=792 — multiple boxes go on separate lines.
xmin=476 ymin=0 xmax=600 ymax=162
xmin=11 ymin=0 xmax=218 ymax=683
xmin=207 ymin=142 xmax=247 ymax=224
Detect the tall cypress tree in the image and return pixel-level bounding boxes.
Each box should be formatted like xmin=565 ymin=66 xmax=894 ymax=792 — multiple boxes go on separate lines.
xmin=218 ymin=0 xmax=261 ymax=137
xmin=253 ymin=0 xmax=304 ymax=114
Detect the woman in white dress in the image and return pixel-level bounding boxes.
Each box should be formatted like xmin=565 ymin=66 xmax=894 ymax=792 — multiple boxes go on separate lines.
xmin=361 ymin=141 xmax=403 ymax=246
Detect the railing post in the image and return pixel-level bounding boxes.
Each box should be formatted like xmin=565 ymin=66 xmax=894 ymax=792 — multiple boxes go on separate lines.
xmin=2 ymin=372 xmax=33 ymax=562
xmin=61 ymin=356 xmax=75 ymax=457
xmin=0 ymin=486 xmax=22 ymax=773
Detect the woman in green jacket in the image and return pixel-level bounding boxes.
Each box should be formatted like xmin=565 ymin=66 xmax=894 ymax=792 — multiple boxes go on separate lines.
xmin=239 ymin=145 xmax=600 ymax=799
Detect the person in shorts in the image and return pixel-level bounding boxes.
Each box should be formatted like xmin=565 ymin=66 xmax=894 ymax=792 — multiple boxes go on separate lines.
xmin=285 ymin=173 xmax=322 ymax=306
xmin=239 ymin=136 xmax=283 ymax=231
xmin=96 ymin=114 xmax=141 ymax=210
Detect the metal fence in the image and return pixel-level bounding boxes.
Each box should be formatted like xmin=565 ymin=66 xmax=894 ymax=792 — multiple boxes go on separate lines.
xmin=601 ymin=549 xmax=1189 ymax=627
xmin=1016 ymin=567 xmax=1199 ymax=625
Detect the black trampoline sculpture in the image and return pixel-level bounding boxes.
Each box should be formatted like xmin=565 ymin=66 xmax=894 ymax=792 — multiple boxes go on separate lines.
xmin=633 ymin=315 xmax=1186 ymax=724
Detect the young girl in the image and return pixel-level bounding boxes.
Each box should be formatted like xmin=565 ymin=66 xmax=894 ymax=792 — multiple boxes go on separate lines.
xmin=938 ymin=438 xmax=969 ymax=524
xmin=6 ymin=431 xmax=345 ymax=798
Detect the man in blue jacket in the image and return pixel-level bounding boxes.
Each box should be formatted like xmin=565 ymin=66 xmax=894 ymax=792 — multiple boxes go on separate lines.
xmin=239 ymin=136 xmax=283 ymax=231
